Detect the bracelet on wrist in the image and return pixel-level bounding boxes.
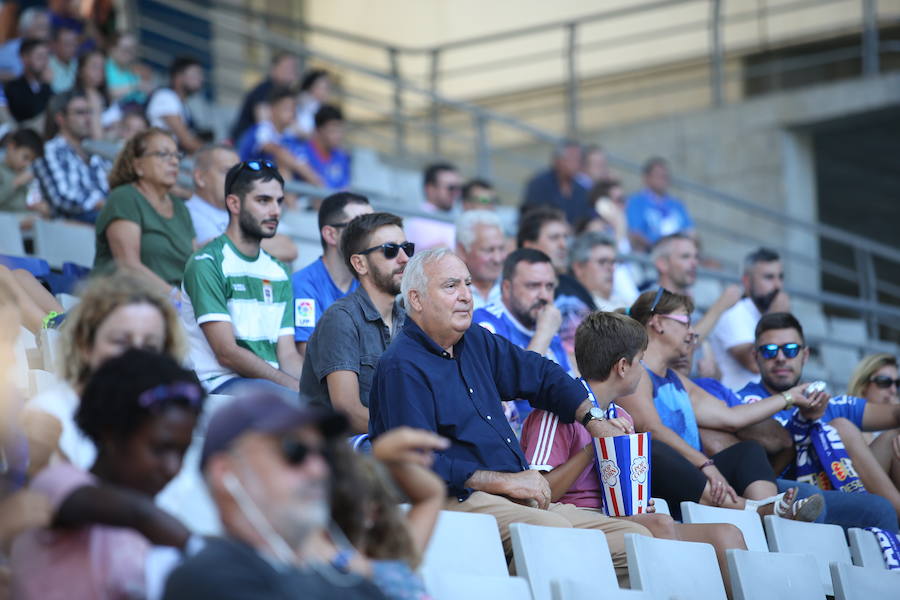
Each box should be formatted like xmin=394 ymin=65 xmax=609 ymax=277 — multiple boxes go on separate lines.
xmin=698 ymin=459 xmax=715 ymax=470
xmin=781 ymin=391 xmax=794 ymax=410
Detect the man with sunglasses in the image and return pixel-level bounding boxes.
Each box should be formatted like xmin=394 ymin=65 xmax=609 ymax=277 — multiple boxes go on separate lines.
xmin=299 ymin=212 xmax=411 ymax=435
xmin=292 ymin=192 xmax=372 ymax=358
xmin=405 ymin=162 xmax=460 ymax=251
xmin=181 ymin=161 xmax=303 ymax=394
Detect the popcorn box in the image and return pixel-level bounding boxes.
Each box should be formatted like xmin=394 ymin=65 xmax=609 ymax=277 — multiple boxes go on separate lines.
xmin=592 ymin=431 xmax=651 ymax=517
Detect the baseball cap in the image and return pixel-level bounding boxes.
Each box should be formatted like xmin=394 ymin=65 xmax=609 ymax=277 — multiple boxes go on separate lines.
xmin=200 ymin=392 xmax=347 ymax=469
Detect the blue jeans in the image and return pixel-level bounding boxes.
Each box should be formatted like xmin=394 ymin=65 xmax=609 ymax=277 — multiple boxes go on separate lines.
xmin=778 ymin=478 xmax=898 ymax=533
xmin=211 ymin=377 xmax=297 ymax=400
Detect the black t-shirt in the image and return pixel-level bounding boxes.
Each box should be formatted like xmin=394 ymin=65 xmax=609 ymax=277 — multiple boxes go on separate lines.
xmin=163 ymin=537 xmax=388 ymax=600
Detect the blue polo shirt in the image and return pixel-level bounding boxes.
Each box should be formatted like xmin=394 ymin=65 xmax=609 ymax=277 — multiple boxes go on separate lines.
xmin=521 ymin=168 xmax=594 ymax=225
xmin=735 ymin=380 xmax=866 ymax=428
xmin=625 ymin=189 xmax=694 ymax=245
xmin=291 ymin=257 xmax=358 ymax=342
xmin=369 ymin=319 xmax=587 ymax=500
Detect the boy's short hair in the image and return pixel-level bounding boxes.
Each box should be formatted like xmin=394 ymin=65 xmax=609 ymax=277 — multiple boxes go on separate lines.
xmin=314 ymin=104 xmax=343 ymax=129
xmin=575 ymin=311 xmax=648 ymax=381
xmin=7 ymin=128 xmax=43 ymax=157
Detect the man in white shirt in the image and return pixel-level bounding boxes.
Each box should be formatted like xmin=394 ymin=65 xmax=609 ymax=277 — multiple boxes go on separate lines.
xmin=146 ymin=56 xmax=206 ymax=153
xmin=405 ymin=162 xmax=461 ymax=250
xmin=455 ymin=209 xmax=507 ymax=310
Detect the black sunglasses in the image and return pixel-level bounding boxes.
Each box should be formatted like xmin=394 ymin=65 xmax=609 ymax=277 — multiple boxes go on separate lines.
xmin=870 ymin=375 xmax=900 ymax=389
xmin=756 ymin=343 xmax=803 ymax=360
xmin=280 ymin=437 xmax=325 ymax=466
xmin=357 ymin=241 xmax=415 ymax=260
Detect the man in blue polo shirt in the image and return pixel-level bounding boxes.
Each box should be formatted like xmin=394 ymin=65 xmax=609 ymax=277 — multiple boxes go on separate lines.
xmin=292 ymin=192 xmax=372 ymax=358
xmin=296 ymin=104 xmax=351 ymax=190
xmin=626 ymin=157 xmax=694 ymax=253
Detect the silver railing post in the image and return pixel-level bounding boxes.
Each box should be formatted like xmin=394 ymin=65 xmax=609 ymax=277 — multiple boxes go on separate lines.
xmin=862 ymin=0 xmax=880 ymax=76
xmin=565 ymin=22 xmax=579 ymax=136
xmin=709 ymin=0 xmax=724 ymax=107
xmin=854 ymin=247 xmax=880 ymax=337
xmin=388 ymin=47 xmax=406 ymax=156
xmin=429 ymin=49 xmax=441 ymax=156
xmin=474 ymin=112 xmax=492 ymax=180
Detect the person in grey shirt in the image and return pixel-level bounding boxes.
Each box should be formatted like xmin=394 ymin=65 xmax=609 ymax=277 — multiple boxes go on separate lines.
xmin=299 ymin=212 xmax=411 ymax=434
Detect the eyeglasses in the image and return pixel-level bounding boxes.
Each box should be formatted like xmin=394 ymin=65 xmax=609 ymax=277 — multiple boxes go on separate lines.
xmin=280 ymin=437 xmax=325 ymax=466
xmin=443 ymin=184 xmax=462 ymax=193
xmin=756 ymin=343 xmax=803 ymax=360
xmin=870 ymin=375 xmax=900 ymax=389
xmin=137 ymin=382 xmax=205 ymax=410
xmin=143 ymin=150 xmax=184 ymax=161
xmin=595 ymin=258 xmax=617 ymax=268
xmin=68 ymin=108 xmax=93 ymax=116
xmin=357 ymin=241 xmax=415 ymax=260
xmin=659 ymin=314 xmax=691 ymax=327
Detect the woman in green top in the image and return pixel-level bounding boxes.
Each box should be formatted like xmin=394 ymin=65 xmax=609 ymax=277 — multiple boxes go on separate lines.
xmin=94 ymin=128 xmax=195 ymax=296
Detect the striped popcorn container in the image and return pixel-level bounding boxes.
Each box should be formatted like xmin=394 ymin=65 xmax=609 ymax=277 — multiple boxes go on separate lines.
xmin=592 ymin=431 xmax=651 ymax=517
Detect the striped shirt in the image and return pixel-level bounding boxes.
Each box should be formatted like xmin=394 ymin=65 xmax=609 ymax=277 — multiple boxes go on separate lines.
xmin=32 ymin=136 xmax=110 ymax=218
xmin=181 ymin=235 xmax=293 ymax=391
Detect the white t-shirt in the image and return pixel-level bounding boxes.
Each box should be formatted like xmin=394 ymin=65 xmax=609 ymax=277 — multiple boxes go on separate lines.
xmin=185 ymin=195 xmax=228 ymax=246
xmin=710 ymin=297 xmax=762 ymax=390
xmin=146 ymin=88 xmax=187 ymax=130
xmin=28 ymin=381 xmax=96 ymax=469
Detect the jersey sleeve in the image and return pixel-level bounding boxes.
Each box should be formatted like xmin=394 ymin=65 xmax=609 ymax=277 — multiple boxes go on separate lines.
xmin=291 ymin=271 xmax=319 ymax=342
xmin=828 ymin=395 xmax=867 ymax=428
xmin=520 ymin=409 xmax=574 ymax=471
xmin=182 ymin=252 xmax=230 ymax=323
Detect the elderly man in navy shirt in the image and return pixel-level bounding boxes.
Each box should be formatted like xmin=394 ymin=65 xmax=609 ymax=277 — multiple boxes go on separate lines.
xmin=369 ymin=248 xmax=654 ymax=580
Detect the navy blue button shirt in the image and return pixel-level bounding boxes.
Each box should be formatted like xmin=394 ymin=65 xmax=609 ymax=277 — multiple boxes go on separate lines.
xmin=369 ymin=318 xmax=588 ymax=500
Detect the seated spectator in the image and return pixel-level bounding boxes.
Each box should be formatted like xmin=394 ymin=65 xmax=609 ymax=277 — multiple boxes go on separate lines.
xmin=625 ymin=157 xmax=694 ymax=252
xmin=297 ymin=104 xmax=350 ymax=190
xmin=461 ymin=178 xmax=498 ymax=212
xmin=473 ymin=248 xmax=569 ymax=430
xmin=11 ymin=349 xmax=204 ymax=600
xmin=105 ymin=32 xmax=150 ymax=105
xmin=849 ymin=354 xmax=900 ymax=489
xmin=93 ymin=127 xmax=195 ymax=294
xmin=47 ymin=25 xmax=78 ymax=93
xmin=710 ymin=247 xmax=790 ymax=390
xmin=181 ymin=161 xmax=301 ymax=394
xmin=617 ymin=289 xmax=823 ymax=519
xmin=369 ymin=248 xmax=655 ymax=581
xmin=575 ymin=143 xmax=610 ymax=191
xmin=230 ymin=51 xmax=298 ymax=143
xmin=0 ymin=8 xmax=49 ymax=82
xmin=404 ymin=162 xmax=460 ymax=251
xmin=32 ymin=90 xmax=111 ymax=222
xmin=75 ymin=48 xmax=114 ymax=140
xmin=518 ymin=205 xmax=570 ymax=274
xmin=162 ymin=392 xmax=386 ymax=600
xmin=114 ymin=106 xmax=148 ymax=142
xmin=0 ymin=127 xmax=46 ymax=219
xmin=3 ymin=38 xmax=52 ymax=125
xmin=186 ymin=144 xmax=297 ymax=263
xmin=292 ymin=191 xmax=372 ymax=356
xmin=299 ymin=212 xmax=410 ymax=434
xmin=454 ymin=209 xmax=506 ymax=309
xmin=294 ymin=68 xmax=331 ymax=138
xmin=146 ymin=56 xmax=206 ymax=154
xmin=237 ymin=87 xmax=323 ymax=187
xmin=521 ymin=140 xmax=593 ymax=226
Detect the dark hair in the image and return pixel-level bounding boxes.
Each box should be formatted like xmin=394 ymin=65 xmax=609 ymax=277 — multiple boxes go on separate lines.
xmin=170 ymin=56 xmax=201 ymax=80
xmin=224 ymin=161 xmax=285 ymax=200
xmin=517 ymin=206 xmax=566 ymax=248
xmin=52 ymin=25 xmax=78 ymax=41
xmin=300 ymin=69 xmax=329 ymax=92
xmin=18 ymin=38 xmax=46 ymax=57
xmin=76 ymin=349 xmax=204 ymax=447
xmin=588 ymin=177 xmax=622 ymax=204
xmin=7 ymin=127 xmax=43 ymax=157
xmin=575 ymin=311 xmax=648 ymax=381
xmin=755 ymin=312 xmax=805 ymax=344
xmin=744 ymin=247 xmax=781 ymax=273
xmin=318 ymin=191 xmax=370 ymax=250
xmin=628 ymin=288 xmax=694 ymax=326
xmin=462 ymin=178 xmax=493 ymax=200
xmin=266 ymin=86 xmax=296 ymax=105
xmin=75 ymin=49 xmax=108 ymax=102
xmin=314 ymin=104 xmax=343 ymax=129
xmin=501 ymin=247 xmax=552 ymax=282
xmin=340 ymin=212 xmax=404 ymax=278
xmin=270 ymin=51 xmax=295 ymax=68
xmin=423 ymin=162 xmax=457 ymax=187
xmin=642 ymin=156 xmax=667 ymax=175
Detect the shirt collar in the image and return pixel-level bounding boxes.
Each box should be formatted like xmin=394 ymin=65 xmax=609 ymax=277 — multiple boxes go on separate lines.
xmin=402 ymin=318 xmax=465 ymax=359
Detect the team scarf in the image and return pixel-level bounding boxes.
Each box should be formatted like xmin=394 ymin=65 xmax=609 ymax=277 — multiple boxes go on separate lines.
xmin=783 ymin=408 xmax=866 ymax=493
xmin=864 ymin=527 xmax=900 ymax=570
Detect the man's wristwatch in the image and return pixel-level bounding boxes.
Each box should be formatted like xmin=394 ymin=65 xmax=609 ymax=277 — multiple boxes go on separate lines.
xmin=781 ymin=391 xmax=794 ymax=410
xmin=581 ymin=406 xmax=607 ymax=428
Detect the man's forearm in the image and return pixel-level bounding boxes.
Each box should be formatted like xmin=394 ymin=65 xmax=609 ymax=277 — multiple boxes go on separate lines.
xmin=218 ymin=345 xmax=300 ymax=390
xmin=463 ymin=470 xmax=511 ymax=496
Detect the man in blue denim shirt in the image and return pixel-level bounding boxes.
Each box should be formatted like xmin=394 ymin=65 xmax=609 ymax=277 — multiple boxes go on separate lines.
xmin=369 ymin=248 xmax=655 ymax=580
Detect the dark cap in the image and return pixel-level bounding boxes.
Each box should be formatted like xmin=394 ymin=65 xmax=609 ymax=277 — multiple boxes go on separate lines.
xmin=200 ymin=392 xmax=347 ymax=469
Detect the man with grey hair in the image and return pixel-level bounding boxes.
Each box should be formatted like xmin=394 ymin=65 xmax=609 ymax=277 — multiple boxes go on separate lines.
xmin=455 ymin=209 xmax=507 ymax=310
xmin=521 ymin=139 xmax=593 ymax=225
xmin=370 ymin=247 xmax=655 ymax=583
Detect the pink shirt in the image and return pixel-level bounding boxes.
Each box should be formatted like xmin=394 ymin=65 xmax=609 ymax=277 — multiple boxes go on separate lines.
xmin=11 ymin=463 xmax=150 ymax=600
xmin=405 ymin=204 xmax=456 ymax=251
xmin=520 ymin=407 xmax=634 ymax=509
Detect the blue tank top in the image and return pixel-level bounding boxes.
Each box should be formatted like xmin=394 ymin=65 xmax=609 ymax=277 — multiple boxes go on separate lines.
xmin=642 ymin=363 xmax=702 ymax=451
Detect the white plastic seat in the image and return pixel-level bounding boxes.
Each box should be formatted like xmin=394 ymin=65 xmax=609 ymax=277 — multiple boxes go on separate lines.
xmin=509 ymin=523 xmax=618 ymax=600
xmin=419 ymin=511 xmax=507 ymax=579
xmin=830 ymin=562 xmax=900 ymax=600
xmin=39 ymin=328 xmax=60 ymax=375
xmin=32 ymin=219 xmax=95 ymax=269
xmin=726 ymin=549 xmax=825 ymax=600
xmin=425 ymin=573 xmax=532 ymax=600
xmin=625 ymin=533 xmax=727 ymax=600
xmin=847 ymin=527 xmax=887 ymax=569
xmin=681 ymin=501 xmax=768 ymax=552
xmin=763 ymin=515 xmax=851 ymax=596
xmin=0 ymin=212 xmax=25 ymax=255
xmin=551 ymin=579 xmax=651 ymax=600
xmin=652 ymin=497 xmax=670 ymax=516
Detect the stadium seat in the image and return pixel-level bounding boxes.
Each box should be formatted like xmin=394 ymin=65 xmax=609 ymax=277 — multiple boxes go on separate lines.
xmin=830 ymin=562 xmax=900 ymax=600
xmin=39 ymin=328 xmax=60 ymax=376
xmin=509 ymin=523 xmax=618 ymax=600
xmin=681 ymin=501 xmax=768 ymax=552
xmin=425 ymin=573 xmax=532 ymax=600
xmin=28 ymin=369 xmax=59 ymax=397
xmin=652 ymin=497 xmax=670 ymax=516
xmin=726 ymin=549 xmax=824 ymax=600
xmin=848 ymin=528 xmax=887 ymax=569
xmin=419 ymin=511 xmax=507 ymax=579
xmin=0 ymin=213 xmax=25 ymax=256
xmin=625 ymin=533 xmax=727 ymax=600
xmin=32 ymin=219 xmax=95 ymax=269
xmin=763 ymin=515 xmax=851 ymax=596
xmin=551 ymin=579 xmax=651 ymax=600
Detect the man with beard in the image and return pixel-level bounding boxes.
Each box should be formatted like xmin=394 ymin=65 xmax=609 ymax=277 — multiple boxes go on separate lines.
xmin=299 ymin=212 xmax=411 ymax=434
xmin=710 ymin=247 xmax=790 ymax=389
xmin=181 ymin=161 xmax=303 ymax=393
xmin=163 ymin=392 xmax=387 ymax=599
xmin=147 ymin=56 xmax=207 ymax=153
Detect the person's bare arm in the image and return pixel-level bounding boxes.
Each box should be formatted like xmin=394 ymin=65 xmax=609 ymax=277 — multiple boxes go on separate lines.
xmin=260 ymin=142 xmax=324 ymax=187
xmin=862 ymin=402 xmax=900 ymax=432
xmin=200 ymin=321 xmax=300 ymax=390
xmin=694 ymin=285 xmax=742 ymax=342
xmin=727 ymin=343 xmax=760 ymax=373
xmin=276 ymin=334 xmax=302 ymax=378
xmin=526 ymin=303 xmax=562 ymax=356
xmin=261 ymin=234 xmax=298 ymax=263
xmin=464 ymin=469 xmax=552 ymax=509
xmin=105 ymin=219 xmax=175 ymax=295
xmin=325 ymin=370 xmax=370 ymax=435
xmin=540 ymin=443 xmax=594 ymax=502
xmin=161 ymin=114 xmax=203 ymax=153
xmin=628 ymin=230 xmax=652 ymax=254
xmin=296 ymin=340 xmax=308 ymax=359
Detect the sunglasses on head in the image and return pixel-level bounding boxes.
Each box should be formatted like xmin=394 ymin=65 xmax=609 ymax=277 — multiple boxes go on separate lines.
xmin=225 ymin=159 xmax=279 ymax=196
xmin=280 ymin=437 xmax=326 ymax=466
xmin=649 ymin=287 xmax=667 ymax=313
xmin=137 ymin=382 xmax=204 ymax=411
xmin=870 ymin=375 xmax=900 ymax=389
xmin=756 ymin=343 xmax=803 ymax=360
xmin=357 ymin=241 xmax=415 ymax=260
